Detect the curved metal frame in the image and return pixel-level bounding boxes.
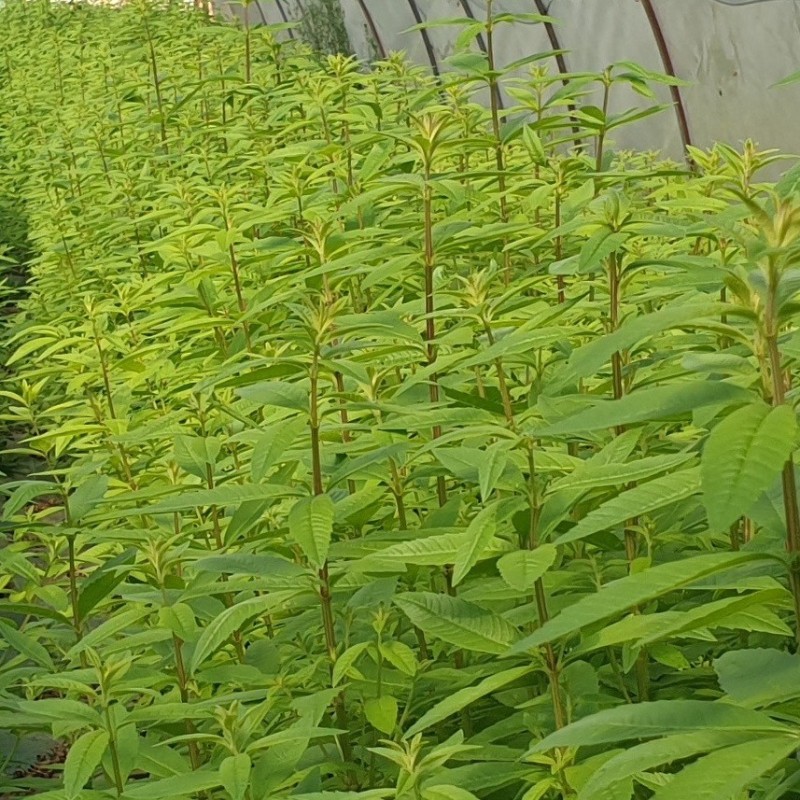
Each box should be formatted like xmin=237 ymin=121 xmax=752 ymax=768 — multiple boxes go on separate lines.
xmin=533 ymin=0 xmax=572 ymax=86
xmin=274 ymin=0 xmax=296 ymax=38
xmin=639 ymin=0 xmax=693 ymax=154
xmin=353 ymin=0 xmax=388 ymax=59
xmin=406 ymin=0 xmax=441 ymax=76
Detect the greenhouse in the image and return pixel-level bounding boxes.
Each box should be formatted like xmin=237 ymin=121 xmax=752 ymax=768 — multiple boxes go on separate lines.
xmin=3 ymin=0 xmax=800 ymax=798
xmin=222 ymin=0 xmax=800 ymax=167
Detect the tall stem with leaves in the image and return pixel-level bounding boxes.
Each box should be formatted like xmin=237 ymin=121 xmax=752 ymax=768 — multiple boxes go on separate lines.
xmin=484 ymin=0 xmax=511 ymax=286
xmin=308 ymin=320 xmax=354 ymax=771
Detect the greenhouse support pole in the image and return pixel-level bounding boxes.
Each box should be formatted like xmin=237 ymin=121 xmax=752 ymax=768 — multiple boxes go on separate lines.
xmin=639 ymin=0 xmax=693 ymax=155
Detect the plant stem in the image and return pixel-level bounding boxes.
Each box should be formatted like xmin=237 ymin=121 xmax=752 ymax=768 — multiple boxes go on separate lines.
xmin=66 ymin=533 xmax=82 ymax=644
xmin=310 ymin=347 xmax=354 ymax=771
xmin=608 ymin=251 xmax=650 ymax=700
xmin=526 ymin=446 xmax=567 ymax=730
xmin=422 ymin=177 xmax=447 ymax=508
xmin=595 ymin=73 xmax=611 ymax=178
xmin=103 ymin=705 xmax=125 ymax=796
xmin=143 ymin=16 xmax=168 ymax=153
xmin=765 ymin=330 xmax=800 ymax=643
xmin=485 ymin=0 xmax=511 ymax=286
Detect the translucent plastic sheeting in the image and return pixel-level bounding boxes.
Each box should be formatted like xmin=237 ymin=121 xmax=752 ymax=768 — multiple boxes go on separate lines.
xmin=218 ymin=0 xmax=800 ymax=165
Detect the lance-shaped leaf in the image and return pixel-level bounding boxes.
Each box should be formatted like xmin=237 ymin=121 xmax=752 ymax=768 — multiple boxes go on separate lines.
xmin=395 ymin=593 xmax=519 ymax=655
xmin=578 ymin=730 xmax=766 ymax=800
xmin=479 ymin=444 xmax=508 ymax=500
xmin=452 ymin=501 xmax=502 ymax=586
xmin=122 ymin=770 xmax=225 ymax=799
xmin=191 ymin=591 xmax=301 ymax=674
xmin=288 ymin=494 xmax=335 ymax=568
xmin=359 ymin=532 xmax=510 ymax=570
xmin=497 ymin=545 xmax=558 ymax=592
xmin=237 ymin=381 xmax=308 ymax=411
xmin=549 ymin=453 xmax=694 ymax=494
xmin=64 ymin=729 xmax=109 ymax=800
xmin=533 ymin=699 xmax=789 ymax=752
xmin=650 ymin=737 xmax=798 ymax=800
xmin=566 ymin=299 xmax=722 ymax=380
xmin=537 ymin=380 xmax=750 ymax=436
xmin=509 ymin=552 xmax=775 ymax=652
xmin=701 ymin=402 xmax=797 ymax=531
xmin=250 ymin=418 xmax=306 ymax=482
xmin=220 ymin=753 xmax=251 ymax=800
xmin=715 ymin=647 xmax=800 ymax=707
xmin=174 ymin=435 xmax=221 ymax=480
xmin=0 ymin=620 xmax=53 ymax=669
xmin=405 ymin=665 xmax=532 ymax=737
xmin=68 ymin=475 xmax=109 ymax=522
xmin=555 ymin=468 xmax=701 ymax=545
xmin=140 ymin=484 xmax=298 ymax=515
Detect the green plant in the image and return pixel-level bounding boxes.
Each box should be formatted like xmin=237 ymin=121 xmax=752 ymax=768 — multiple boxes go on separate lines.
xmin=2 ymin=3 xmax=800 ymax=799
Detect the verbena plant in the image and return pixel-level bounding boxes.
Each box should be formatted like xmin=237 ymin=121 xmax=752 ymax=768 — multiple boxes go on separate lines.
xmin=2 ymin=2 xmax=800 ymax=798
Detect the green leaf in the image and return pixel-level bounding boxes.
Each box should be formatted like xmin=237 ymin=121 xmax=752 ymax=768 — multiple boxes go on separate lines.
xmin=250 ymin=418 xmax=306 ymax=482
xmin=650 ymin=737 xmax=798 ymax=800
xmin=330 ymin=443 xmax=409 ymax=487
xmin=549 ymin=453 xmax=694 ymax=494
xmin=1 ymin=481 xmax=57 ymax=519
xmin=479 ymin=445 xmax=507 ymax=500
xmin=76 ymin=549 xmax=136 ymax=621
xmin=424 ymin=786 xmax=480 ymax=800
xmin=380 ymin=640 xmax=417 ymax=676
xmin=447 ymin=52 xmax=489 ymax=76
xmin=158 ymin=603 xmax=197 ymax=642
xmin=574 ymin=589 xmax=788 ymax=654
xmin=237 ymin=381 xmax=307 ymax=411
xmin=457 ymin=327 xmax=563 ymax=370
xmin=715 ymin=648 xmax=800 ymax=707
xmin=360 ymin=531 xmax=508 ymax=570
xmin=578 ymin=731 xmax=757 ymax=800
xmin=497 ymin=546 xmax=557 ymax=592
xmin=225 ymin=500 xmax=269 ymax=541
xmin=67 ymin=606 xmax=152 ymax=659
xmin=288 ymin=494 xmax=335 ymax=568
xmin=577 ymin=230 xmax=629 ymax=274
xmin=394 ymin=593 xmax=519 ymax=655
xmin=452 ymin=502 xmax=502 ymax=586
xmin=332 ymin=642 xmax=370 ymax=686
xmin=649 ymin=642 xmax=690 ymax=670
xmin=220 ymin=753 xmax=251 ymax=800
xmin=405 ymin=665 xmax=531 ymax=737
xmin=510 ymin=552 xmax=774 ymax=652
xmin=538 ymin=381 xmax=750 ymax=436
xmin=64 ymin=728 xmax=109 ymax=800
xmin=701 ymin=402 xmax=797 ymax=531
xmin=122 ymin=770 xmax=224 ymax=799
xmin=555 ymin=468 xmax=701 ymax=545
xmin=534 ymin=700 xmax=788 ymax=752
xmin=174 ymin=435 xmax=221 ymax=479
xmin=292 ymin=792 xmax=393 ymax=799
xmin=567 ymin=300 xmax=721 ymax=380
xmin=193 ymin=554 xmax=304 ymax=578
xmin=190 ymin=591 xmax=300 ymax=674
xmin=142 ymin=484 xmax=296 ymax=514
xmin=0 ymin=620 xmax=53 ymax=669
xmin=364 ymin=696 xmax=398 ymax=735
xmin=69 ymin=475 xmax=109 ymax=522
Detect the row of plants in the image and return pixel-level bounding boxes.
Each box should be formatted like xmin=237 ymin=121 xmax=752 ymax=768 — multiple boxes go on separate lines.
xmin=3 ymin=1 xmax=800 ymax=798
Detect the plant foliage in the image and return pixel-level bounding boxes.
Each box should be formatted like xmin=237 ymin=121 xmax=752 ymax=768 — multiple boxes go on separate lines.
xmin=2 ymin=1 xmax=800 ymax=798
